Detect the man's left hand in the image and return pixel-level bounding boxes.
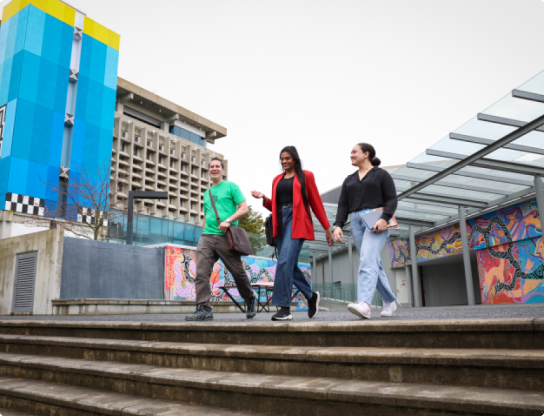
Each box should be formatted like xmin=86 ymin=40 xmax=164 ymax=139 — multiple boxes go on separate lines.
xmin=218 ymin=221 xmax=231 ymax=232
xmin=373 ymin=219 xmax=388 ymax=233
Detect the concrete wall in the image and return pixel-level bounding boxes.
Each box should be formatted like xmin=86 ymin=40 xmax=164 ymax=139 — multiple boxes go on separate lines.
xmin=0 ymin=229 xmax=64 ymax=315
xmin=420 ymin=255 xmax=482 ymax=306
xmin=60 ymin=238 xmax=165 ymax=300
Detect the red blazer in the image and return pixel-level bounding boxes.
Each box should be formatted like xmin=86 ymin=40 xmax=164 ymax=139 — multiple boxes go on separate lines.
xmin=263 ymin=170 xmax=330 ymax=241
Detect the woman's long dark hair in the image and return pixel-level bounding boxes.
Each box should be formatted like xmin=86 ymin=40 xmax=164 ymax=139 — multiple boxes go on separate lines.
xmin=357 ymin=143 xmax=381 ymax=166
xmin=280 ymin=146 xmax=311 ymax=219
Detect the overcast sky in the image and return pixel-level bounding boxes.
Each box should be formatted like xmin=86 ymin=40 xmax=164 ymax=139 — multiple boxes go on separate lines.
xmin=3 ymin=0 xmax=544 ymax=216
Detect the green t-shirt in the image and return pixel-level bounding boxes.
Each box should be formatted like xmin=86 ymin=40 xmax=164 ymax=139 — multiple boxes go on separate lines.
xmin=203 ymin=181 xmax=246 ymax=235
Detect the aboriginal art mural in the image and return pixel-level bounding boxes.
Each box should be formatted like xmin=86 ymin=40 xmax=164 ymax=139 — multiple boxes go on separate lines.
xmin=388 ymin=199 xmax=544 ymax=304
xmin=387 ymin=224 xmax=462 ymax=267
xmin=164 ymin=246 xmax=311 ymax=311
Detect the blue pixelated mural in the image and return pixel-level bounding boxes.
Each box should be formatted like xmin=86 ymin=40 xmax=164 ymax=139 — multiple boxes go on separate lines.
xmin=0 ymin=0 xmax=119 ymax=222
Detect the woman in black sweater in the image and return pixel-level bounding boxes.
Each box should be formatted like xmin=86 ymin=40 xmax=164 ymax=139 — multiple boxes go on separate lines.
xmin=333 ymin=143 xmax=399 ymax=319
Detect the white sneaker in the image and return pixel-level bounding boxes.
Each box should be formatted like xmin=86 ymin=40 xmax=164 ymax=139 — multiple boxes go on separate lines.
xmin=381 ymin=301 xmax=397 ymax=317
xmin=347 ymin=301 xmax=371 ymax=319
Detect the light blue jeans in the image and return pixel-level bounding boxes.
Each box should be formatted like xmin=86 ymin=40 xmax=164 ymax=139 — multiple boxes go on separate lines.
xmin=350 ymin=212 xmax=397 ymax=305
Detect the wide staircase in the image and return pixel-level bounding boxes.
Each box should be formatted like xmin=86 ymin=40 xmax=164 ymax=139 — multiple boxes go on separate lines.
xmin=0 ymin=318 xmax=542 ymax=416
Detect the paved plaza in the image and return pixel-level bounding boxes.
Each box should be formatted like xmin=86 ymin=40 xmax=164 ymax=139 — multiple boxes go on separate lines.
xmin=2 ymin=302 xmax=544 ymax=323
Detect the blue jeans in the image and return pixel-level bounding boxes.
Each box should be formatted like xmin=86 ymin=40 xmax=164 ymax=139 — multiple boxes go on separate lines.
xmin=272 ymin=204 xmax=312 ymax=307
xmin=350 ymin=212 xmax=397 ymax=305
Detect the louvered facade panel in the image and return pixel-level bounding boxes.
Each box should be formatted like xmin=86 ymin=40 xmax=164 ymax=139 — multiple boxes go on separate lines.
xmin=12 ymin=251 xmax=37 ymax=313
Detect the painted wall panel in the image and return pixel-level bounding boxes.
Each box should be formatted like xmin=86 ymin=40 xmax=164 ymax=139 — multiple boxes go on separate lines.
xmin=165 ymin=246 xmax=312 ymax=311
xmin=388 ymin=198 xmax=544 ymax=305
xmin=477 ymin=236 xmax=544 ymax=304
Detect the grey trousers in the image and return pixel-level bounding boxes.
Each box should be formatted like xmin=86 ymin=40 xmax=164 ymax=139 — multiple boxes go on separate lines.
xmin=195 ymin=234 xmax=255 ymax=312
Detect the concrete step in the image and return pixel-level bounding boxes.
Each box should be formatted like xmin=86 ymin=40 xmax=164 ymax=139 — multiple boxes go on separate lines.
xmin=0 ymin=407 xmax=34 ymax=416
xmin=1 ymin=335 xmax=544 ymax=390
xmin=1 ymin=318 xmax=543 ymax=349
xmin=0 ymin=353 xmax=543 ymax=415
xmin=0 ymin=376 xmax=274 ymax=416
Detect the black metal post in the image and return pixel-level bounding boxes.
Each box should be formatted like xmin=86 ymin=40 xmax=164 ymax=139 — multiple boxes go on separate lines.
xmin=126 ymin=191 xmax=168 ymax=245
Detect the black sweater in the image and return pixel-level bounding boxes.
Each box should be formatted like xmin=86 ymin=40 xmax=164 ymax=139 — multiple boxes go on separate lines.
xmin=334 ymin=167 xmax=398 ymax=228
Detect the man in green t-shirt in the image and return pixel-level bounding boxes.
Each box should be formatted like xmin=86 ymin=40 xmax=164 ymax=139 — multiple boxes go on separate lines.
xmin=185 ymin=157 xmax=256 ymax=321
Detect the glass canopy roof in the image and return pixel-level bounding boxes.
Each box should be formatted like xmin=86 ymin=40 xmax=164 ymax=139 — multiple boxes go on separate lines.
xmin=311 ymin=69 xmax=544 ymax=260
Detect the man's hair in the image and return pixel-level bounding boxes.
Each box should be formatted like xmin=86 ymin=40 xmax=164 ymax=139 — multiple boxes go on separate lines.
xmin=209 ymin=157 xmax=225 ymax=169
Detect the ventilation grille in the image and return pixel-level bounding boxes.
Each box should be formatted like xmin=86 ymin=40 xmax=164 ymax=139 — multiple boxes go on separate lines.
xmin=12 ymin=252 xmax=37 ymax=313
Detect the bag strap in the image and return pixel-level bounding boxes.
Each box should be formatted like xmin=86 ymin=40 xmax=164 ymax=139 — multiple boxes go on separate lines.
xmin=208 ymin=189 xmax=222 ymax=224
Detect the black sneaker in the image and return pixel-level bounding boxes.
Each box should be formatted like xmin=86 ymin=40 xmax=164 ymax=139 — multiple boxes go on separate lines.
xmin=272 ymin=307 xmax=292 ymax=321
xmin=246 ymin=299 xmax=257 ymax=319
xmin=308 ymin=291 xmax=320 ymax=319
xmin=185 ymin=306 xmax=213 ymax=321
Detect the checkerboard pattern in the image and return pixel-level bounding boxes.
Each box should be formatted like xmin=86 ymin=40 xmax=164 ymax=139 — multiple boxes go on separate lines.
xmin=4 ymin=192 xmax=45 ymax=216
xmin=77 ymin=207 xmax=108 ymax=227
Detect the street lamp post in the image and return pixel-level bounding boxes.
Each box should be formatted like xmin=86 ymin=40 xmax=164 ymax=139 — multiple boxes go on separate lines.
xmin=126 ymin=191 xmax=168 ymax=245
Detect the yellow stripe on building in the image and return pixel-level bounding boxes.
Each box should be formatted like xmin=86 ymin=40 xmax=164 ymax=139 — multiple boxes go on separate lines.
xmin=2 ymin=0 xmax=30 ymax=23
xmin=84 ymin=17 xmax=120 ymax=51
xmin=2 ymin=0 xmax=75 ymax=27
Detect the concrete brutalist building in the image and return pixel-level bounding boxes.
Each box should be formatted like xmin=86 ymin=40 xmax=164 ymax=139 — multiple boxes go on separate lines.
xmin=112 ymin=78 xmax=228 ymax=224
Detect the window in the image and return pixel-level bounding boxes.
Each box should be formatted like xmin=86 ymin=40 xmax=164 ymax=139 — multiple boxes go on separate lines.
xmin=147 ymin=140 xmax=152 ymax=147
xmin=159 ymin=155 xmax=164 ymax=165
xmin=169 ymin=196 xmax=174 ymax=205
xmin=159 ymin=144 xmax=164 ymax=152
xmin=191 ymin=167 xmax=195 ymax=175
xmin=146 ymin=152 xmax=151 ymax=161
xmin=170 ymin=159 xmax=175 ymax=168
xmin=133 ymin=148 xmax=138 ymax=157
xmin=121 ymin=143 xmax=126 ymax=152
xmin=117 ymin=182 xmax=123 ymax=191
xmin=181 ymin=152 xmax=186 ymax=160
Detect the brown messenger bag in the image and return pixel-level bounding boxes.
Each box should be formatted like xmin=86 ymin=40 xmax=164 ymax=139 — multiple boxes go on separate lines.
xmin=208 ymin=189 xmax=253 ymax=256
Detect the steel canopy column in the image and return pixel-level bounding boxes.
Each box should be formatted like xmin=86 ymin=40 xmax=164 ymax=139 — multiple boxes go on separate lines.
xmin=312 ymin=254 xmax=317 ymax=285
xmin=405 ymin=263 xmax=414 ymax=307
xmin=409 ymin=225 xmax=421 ymax=307
xmin=534 ymin=176 xmax=544 ymax=234
xmin=458 ymin=205 xmax=475 ymax=306
xmin=348 ymin=236 xmax=355 ymax=302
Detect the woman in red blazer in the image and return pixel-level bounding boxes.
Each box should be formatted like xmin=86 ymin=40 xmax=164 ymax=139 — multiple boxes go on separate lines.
xmin=252 ymin=146 xmax=334 ymax=321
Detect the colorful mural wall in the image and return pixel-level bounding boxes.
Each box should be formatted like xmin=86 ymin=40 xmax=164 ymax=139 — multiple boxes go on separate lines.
xmin=387 ymin=224 xmax=462 ymax=267
xmin=388 ymin=198 xmax=544 ymax=305
xmin=165 ymin=246 xmax=311 ymax=311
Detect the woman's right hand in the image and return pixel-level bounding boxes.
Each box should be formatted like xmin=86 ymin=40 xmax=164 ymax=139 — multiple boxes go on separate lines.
xmin=251 ymin=190 xmax=264 ymax=199
xmin=333 ymin=226 xmax=344 ymax=243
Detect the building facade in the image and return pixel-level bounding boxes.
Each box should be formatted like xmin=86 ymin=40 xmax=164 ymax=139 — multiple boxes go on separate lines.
xmin=0 ymin=0 xmax=229 ymax=241
xmin=0 ymin=0 xmax=119 ymax=225
xmin=112 ymin=78 xmax=227 ymax=223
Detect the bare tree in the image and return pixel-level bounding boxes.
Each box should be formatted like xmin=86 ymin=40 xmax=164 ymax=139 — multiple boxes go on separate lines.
xmin=36 ymin=163 xmax=129 ymax=240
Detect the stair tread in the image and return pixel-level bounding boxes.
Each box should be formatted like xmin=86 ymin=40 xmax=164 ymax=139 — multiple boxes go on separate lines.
xmin=0 ymin=408 xmax=34 ymax=416
xmin=1 ymin=317 xmax=542 ymax=332
xmin=0 ymin=375 xmax=274 ymax=416
xmin=1 ymin=334 xmax=543 ymax=367
xmin=1 ymin=352 xmax=543 ymax=414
